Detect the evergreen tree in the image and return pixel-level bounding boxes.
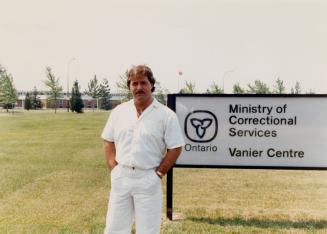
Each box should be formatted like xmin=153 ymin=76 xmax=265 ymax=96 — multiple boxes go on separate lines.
xmin=31 ymin=86 xmax=42 ymax=109
xmin=24 ymin=92 xmax=32 ymax=110
xmin=44 ymin=66 xmax=63 ymax=114
xmin=85 ymin=75 xmax=100 ymax=112
xmin=206 ymin=81 xmax=224 ymax=94
xmin=0 ymin=67 xmax=4 ymax=107
xmin=291 ymin=81 xmax=301 ymax=94
xmin=273 ymin=78 xmax=286 ymax=94
xmin=99 ymin=78 xmax=111 ymax=110
xmin=232 ymin=83 xmax=245 ymax=94
xmin=0 ymin=72 xmax=18 ymax=113
xmin=70 ymin=80 xmax=84 ymax=113
xmin=247 ymin=80 xmax=271 ymax=94
xmin=116 ymin=70 xmax=132 ymax=101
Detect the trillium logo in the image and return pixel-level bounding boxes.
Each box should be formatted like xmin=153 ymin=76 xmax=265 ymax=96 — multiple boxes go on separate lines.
xmin=185 ymin=110 xmax=218 ymax=143
xmin=190 ymin=118 xmax=213 ymax=138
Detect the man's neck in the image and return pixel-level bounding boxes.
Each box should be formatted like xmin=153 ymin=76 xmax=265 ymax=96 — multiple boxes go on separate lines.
xmin=134 ymin=96 xmax=154 ymax=117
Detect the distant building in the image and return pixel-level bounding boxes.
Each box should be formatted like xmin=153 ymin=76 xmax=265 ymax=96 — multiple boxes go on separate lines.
xmin=16 ymin=91 xmax=126 ymax=110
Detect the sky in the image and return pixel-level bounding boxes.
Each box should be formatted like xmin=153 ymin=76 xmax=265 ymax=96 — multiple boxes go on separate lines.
xmin=0 ymin=0 xmax=326 ymax=94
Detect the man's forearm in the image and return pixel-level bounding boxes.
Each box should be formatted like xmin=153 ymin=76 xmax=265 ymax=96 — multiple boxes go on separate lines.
xmin=103 ymin=140 xmax=117 ymax=170
xmin=156 ymin=147 xmax=182 ymax=175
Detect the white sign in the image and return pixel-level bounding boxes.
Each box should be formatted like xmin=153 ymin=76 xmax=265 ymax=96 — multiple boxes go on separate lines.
xmin=175 ymin=95 xmax=327 ymax=168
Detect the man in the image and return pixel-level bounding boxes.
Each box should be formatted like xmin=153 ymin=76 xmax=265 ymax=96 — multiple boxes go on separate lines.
xmin=101 ymin=65 xmax=185 ymax=234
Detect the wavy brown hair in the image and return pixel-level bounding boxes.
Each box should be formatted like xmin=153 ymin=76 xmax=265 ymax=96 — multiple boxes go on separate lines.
xmin=127 ymin=65 xmax=156 ymax=92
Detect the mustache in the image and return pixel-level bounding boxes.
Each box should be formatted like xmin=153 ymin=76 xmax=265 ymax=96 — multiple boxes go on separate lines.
xmin=136 ymin=91 xmax=145 ymax=94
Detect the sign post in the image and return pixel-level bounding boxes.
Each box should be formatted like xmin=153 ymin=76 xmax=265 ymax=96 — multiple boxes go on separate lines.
xmin=166 ymin=94 xmax=176 ymax=220
xmin=166 ymin=168 xmax=173 ymax=220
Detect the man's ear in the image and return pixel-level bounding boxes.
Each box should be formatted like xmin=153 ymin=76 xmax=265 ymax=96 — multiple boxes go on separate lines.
xmin=127 ymin=80 xmax=131 ymax=90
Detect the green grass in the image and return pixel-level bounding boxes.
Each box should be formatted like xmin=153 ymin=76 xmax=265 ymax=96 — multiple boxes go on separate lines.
xmin=0 ymin=110 xmax=327 ymax=233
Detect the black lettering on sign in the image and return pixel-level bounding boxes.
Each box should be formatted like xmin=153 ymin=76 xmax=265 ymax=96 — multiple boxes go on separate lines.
xmin=229 ymin=148 xmax=263 ymax=157
xmin=267 ymin=148 xmax=304 ymax=158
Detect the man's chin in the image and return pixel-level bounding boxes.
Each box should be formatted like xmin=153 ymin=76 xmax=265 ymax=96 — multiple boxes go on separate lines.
xmin=134 ymin=94 xmax=152 ymax=102
xmin=134 ymin=95 xmax=145 ymax=100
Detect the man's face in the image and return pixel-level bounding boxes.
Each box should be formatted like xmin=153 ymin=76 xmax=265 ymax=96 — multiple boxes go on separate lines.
xmin=129 ymin=76 xmax=153 ymax=102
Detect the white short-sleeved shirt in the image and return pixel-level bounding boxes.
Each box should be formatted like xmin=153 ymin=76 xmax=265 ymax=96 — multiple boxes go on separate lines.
xmin=101 ymin=98 xmax=185 ymax=169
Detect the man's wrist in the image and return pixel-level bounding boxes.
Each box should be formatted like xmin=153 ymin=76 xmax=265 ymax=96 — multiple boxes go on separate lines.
xmin=109 ymin=161 xmax=118 ymax=170
xmin=156 ymin=170 xmax=164 ymax=179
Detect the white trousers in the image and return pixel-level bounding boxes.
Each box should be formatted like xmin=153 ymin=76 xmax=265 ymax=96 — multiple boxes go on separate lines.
xmin=104 ymin=164 xmax=162 ymax=234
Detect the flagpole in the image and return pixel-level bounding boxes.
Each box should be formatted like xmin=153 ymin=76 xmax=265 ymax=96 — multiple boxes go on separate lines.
xmin=178 ymin=75 xmax=180 ymax=93
xmin=178 ymin=71 xmax=182 ymax=93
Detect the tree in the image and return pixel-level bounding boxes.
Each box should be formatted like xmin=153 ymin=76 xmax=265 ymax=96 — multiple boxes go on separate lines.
xmin=0 ymin=71 xmax=4 ymax=108
xmin=70 ymin=80 xmax=84 ymax=113
xmin=44 ymin=66 xmax=63 ymax=114
xmin=206 ymin=81 xmax=224 ymax=94
xmin=232 ymin=83 xmax=245 ymax=94
xmin=116 ymin=70 xmax=132 ymax=101
xmin=85 ymin=75 xmax=100 ymax=112
xmin=306 ymin=89 xmax=315 ymax=94
xmin=99 ymin=78 xmax=112 ymax=110
xmin=116 ymin=71 xmax=168 ymax=105
xmin=31 ymin=86 xmax=42 ymax=109
xmin=273 ymin=78 xmax=286 ymax=94
xmin=0 ymin=72 xmax=18 ymax=113
xmin=24 ymin=92 xmax=32 ymax=110
xmin=247 ymin=80 xmax=271 ymax=94
xmin=180 ymin=81 xmax=196 ymax=94
xmin=0 ymin=65 xmax=5 ymax=75
xmin=291 ymin=81 xmax=301 ymax=94
xmin=0 ymin=67 xmax=4 ymax=107
xmin=154 ymin=81 xmax=169 ymax=105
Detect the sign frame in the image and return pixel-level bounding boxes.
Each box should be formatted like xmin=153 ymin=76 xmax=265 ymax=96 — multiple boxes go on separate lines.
xmin=166 ymin=93 xmax=327 ymax=220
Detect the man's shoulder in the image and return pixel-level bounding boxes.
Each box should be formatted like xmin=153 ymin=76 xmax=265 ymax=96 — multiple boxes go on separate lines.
xmin=154 ymin=99 xmax=176 ymax=117
xmin=112 ymin=99 xmax=133 ymax=113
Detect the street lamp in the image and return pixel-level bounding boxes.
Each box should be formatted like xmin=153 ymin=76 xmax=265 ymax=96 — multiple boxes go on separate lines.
xmin=67 ymin=57 xmax=76 ymax=112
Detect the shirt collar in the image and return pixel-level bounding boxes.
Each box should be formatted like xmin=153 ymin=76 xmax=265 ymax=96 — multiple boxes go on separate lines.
xmin=130 ymin=97 xmax=160 ymax=109
xmin=152 ymin=97 xmax=160 ymax=108
xmin=130 ymin=97 xmax=159 ymax=120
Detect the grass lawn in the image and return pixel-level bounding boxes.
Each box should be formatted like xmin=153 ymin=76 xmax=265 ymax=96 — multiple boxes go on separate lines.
xmin=0 ymin=109 xmax=326 ymax=233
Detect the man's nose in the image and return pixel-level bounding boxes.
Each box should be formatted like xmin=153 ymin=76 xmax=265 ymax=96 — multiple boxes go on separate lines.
xmin=136 ymin=83 xmax=143 ymax=89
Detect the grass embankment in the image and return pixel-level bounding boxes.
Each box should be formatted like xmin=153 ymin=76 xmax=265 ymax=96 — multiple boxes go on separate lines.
xmin=0 ymin=110 xmax=326 ymax=233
